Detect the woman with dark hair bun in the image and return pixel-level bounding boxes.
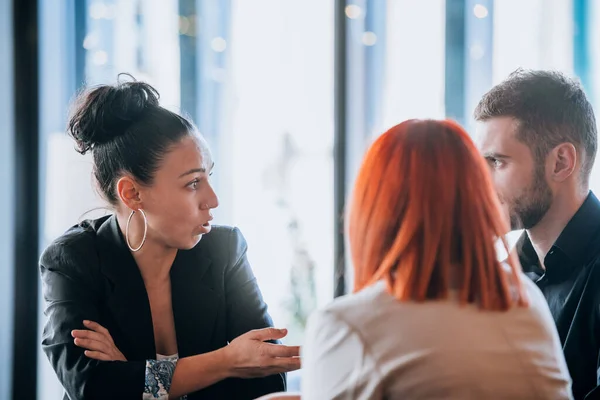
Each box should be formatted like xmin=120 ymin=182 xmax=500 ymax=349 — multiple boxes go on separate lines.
xmin=40 ymin=75 xmax=299 ymax=400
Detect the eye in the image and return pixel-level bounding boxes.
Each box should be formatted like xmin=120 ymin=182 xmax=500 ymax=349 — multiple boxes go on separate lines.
xmin=487 ymin=157 xmax=504 ymax=169
xmin=187 ymin=179 xmax=200 ymax=190
xmin=493 ymin=159 xmax=504 ymax=169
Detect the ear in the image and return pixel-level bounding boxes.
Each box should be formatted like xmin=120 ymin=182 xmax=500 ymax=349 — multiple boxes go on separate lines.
xmin=549 ymin=143 xmax=577 ymax=182
xmin=116 ymin=176 xmax=143 ymax=210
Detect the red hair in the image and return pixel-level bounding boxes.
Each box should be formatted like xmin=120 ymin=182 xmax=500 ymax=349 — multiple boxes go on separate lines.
xmin=348 ymin=119 xmax=527 ymax=310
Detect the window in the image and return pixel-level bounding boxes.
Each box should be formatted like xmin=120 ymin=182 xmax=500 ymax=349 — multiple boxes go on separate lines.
xmin=493 ymin=0 xmax=573 ymax=83
xmin=380 ymin=0 xmax=446 ymax=129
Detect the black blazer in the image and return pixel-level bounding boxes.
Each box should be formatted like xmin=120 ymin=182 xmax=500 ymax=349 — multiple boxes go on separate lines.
xmin=39 ymin=214 xmax=285 ymax=399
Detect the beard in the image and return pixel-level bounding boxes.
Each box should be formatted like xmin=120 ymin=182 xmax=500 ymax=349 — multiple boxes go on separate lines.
xmin=504 ymin=165 xmax=553 ymax=230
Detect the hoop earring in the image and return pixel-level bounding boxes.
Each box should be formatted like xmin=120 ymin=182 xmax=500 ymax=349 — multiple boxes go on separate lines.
xmin=126 ymin=209 xmax=147 ymax=252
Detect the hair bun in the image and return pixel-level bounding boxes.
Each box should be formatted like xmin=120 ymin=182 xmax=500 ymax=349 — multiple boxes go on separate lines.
xmin=68 ymin=74 xmax=160 ymax=154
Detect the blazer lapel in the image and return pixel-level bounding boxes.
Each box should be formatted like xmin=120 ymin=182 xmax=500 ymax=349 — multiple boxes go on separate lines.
xmin=96 ymin=215 xmax=156 ymax=360
xmin=170 ymin=247 xmax=222 ymax=357
xmin=95 ymin=215 xmax=222 ymax=360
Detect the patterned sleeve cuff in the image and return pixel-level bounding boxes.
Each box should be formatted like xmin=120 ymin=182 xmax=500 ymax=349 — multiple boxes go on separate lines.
xmin=143 ymin=359 xmax=178 ymax=399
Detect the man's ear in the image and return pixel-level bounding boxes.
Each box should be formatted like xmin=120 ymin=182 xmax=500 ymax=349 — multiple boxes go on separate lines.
xmin=548 ymin=143 xmax=577 ymax=182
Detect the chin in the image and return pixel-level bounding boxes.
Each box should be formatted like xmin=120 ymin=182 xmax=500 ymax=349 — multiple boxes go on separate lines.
xmin=170 ymin=237 xmax=201 ymax=250
xmin=189 ymin=234 xmax=204 ymax=248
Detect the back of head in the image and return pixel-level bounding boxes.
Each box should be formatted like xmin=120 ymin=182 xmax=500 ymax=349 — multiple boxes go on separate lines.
xmin=67 ymin=74 xmax=196 ymax=206
xmin=348 ymin=119 xmax=525 ymax=311
xmin=474 ymin=69 xmax=597 ymax=187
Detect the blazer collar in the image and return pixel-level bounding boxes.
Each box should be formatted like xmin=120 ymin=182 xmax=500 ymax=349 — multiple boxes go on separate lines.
xmin=95 ymin=215 xmax=221 ymax=359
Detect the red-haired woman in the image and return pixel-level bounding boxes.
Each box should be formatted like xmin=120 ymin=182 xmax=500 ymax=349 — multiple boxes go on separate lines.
xmin=301 ymin=120 xmax=572 ymax=399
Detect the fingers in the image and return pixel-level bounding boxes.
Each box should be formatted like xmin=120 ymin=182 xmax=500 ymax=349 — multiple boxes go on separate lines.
xmin=264 ymin=344 xmax=300 ymax=358
xmin=249 ymin=358 xmax=302 ymax=377
xmin=83 ymin=320 xmax=112 ymax=342
xmin=73 ymin=337 xmax=110 ymax=354
xmin=72 ymin=329 xmax=107 ymax=344
xmin=246 ymin=328 xmax=288 ymax=341
xmin=72 ymin=322 xmax=127 ymax=362
xmin=84 ymin=350 xmax=112 ymax=361
xmin=72 ymin=326 xmax=114 ymax=357
xmin=271 ymin=356 xmax=302 ymax=372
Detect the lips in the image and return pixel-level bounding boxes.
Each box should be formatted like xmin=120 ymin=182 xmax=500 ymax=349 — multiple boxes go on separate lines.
xmin=197 ymin=221 xmax=211 ymax=234
xmin=197 ymin=215 xmax=213 ymax=235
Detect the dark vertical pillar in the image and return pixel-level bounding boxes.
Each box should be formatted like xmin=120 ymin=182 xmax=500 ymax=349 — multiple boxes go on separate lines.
xmin=333 ymin=0 xmax=347 ymax=297
xmin=12 ymin=0 xmax=40 ymax=397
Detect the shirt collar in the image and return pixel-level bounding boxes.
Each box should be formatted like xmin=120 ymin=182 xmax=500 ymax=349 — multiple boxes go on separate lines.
xmin=517 ymin=191 xmax=600 ymax=280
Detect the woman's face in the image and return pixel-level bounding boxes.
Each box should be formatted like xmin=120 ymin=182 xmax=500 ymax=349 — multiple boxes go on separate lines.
xmin=139 ymin=135 xmax=219 ymax=250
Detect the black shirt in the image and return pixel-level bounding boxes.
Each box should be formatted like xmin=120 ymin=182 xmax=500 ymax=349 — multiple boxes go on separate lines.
xmin=517 ymin=191 xmax=600 ymax=400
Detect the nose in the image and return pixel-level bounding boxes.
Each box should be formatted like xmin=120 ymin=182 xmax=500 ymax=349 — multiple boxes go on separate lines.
xmin=210 ymin=195 xmax=219 ymax=209
xmin=203 ymin=184 xmax=219 ymax=210
xmin=209 ymin=187 xmax=219 ymax=209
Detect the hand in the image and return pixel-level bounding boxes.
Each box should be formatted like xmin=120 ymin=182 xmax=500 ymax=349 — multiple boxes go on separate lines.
xmin=72 ymin=320 xmax=127 ymax=362
xmin=223 ymin=328 xmax=301 ymax=378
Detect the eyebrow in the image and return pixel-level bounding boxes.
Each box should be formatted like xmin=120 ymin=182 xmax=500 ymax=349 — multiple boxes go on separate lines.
xmin=483 ymin=152 xmax=510 ymax=160
xmin=178 ymin=162 xmax=215 ymax=178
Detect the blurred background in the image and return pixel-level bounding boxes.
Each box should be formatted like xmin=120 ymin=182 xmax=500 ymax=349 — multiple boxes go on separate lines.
xmin=1 ymin=0 xmax=600 ymax=398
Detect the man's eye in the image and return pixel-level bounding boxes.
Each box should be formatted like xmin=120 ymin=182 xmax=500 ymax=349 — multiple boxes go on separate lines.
xmin=487 ymin=158 xmax=503 ymax=168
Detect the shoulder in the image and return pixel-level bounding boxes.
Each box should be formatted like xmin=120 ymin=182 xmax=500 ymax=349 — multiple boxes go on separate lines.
xmin=587 ymin=244 xmax=600 ymax=276
xmin=580 ymin=248 xmax=600 ymax=308
xmin=183 ymin=225 xmax=253 ymax=283
xmin=512 ymin=273 xmax=560 ymax=332
xmin=307 ymin=281 xmax=391 ymax=335
xmin=192 ymin=225 xmax=247 ymax=263
xmin=519 ymin=271 xmax=544 ymax=298
xmin=303 ymin=286 xmax=388 ymax=379
xmin=519 ymin=274 xmax=548 ymax=310
xmin=304 ymin=303 xmax=364 ymax=353
xmin=196 ymin=225 xmax=245 ymax=250
xmin=324 ymin=280 xmax=390 ymax=315
xmin=39 ymin=216 xmax=108 ymax=276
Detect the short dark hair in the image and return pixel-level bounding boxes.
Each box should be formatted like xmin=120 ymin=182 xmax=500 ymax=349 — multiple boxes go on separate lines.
xmin=474 ymin=69 xmax=597 ymax=186
xmin=67 ymin=75 xmax=196 ymax=205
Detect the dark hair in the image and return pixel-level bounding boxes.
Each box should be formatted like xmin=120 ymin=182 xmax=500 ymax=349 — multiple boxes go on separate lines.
xmin=474 ymin=69 xmax=597 ymax=186
xmin=68 ymin=75 xmax=195 ymax=205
